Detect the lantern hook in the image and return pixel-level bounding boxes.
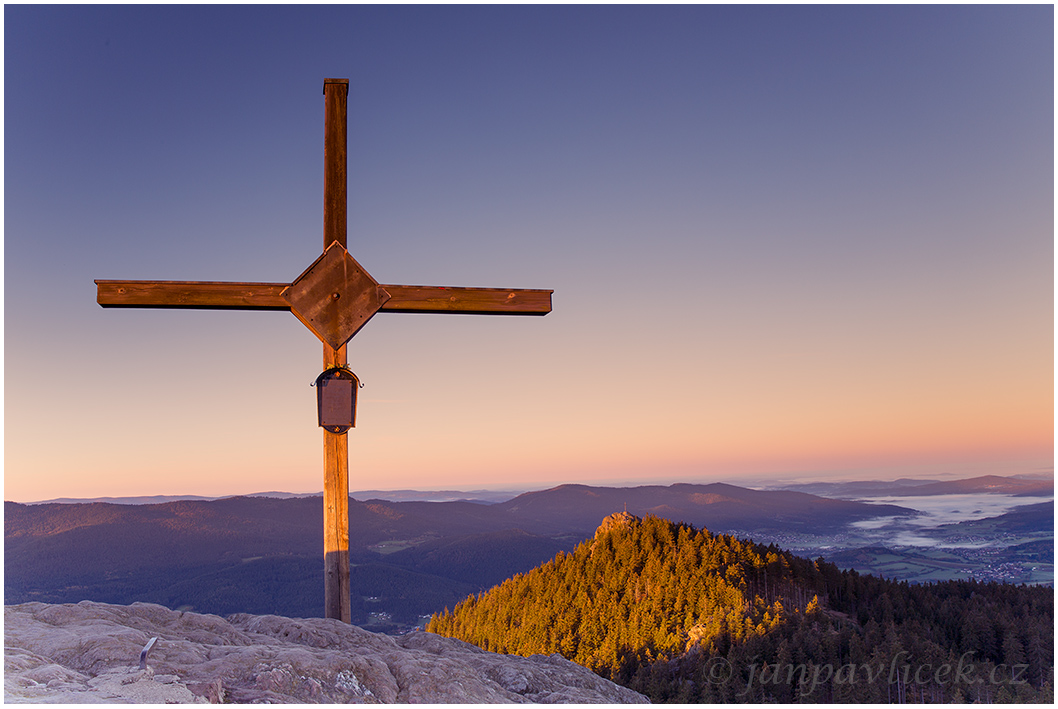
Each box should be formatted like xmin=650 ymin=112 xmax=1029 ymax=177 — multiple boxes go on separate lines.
xmin=311 ymin=371 xmax=364 ymax=388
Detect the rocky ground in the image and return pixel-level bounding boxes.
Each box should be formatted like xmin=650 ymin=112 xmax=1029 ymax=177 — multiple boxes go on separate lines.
xmin=4 ymin=601 xmax=647 ymax=703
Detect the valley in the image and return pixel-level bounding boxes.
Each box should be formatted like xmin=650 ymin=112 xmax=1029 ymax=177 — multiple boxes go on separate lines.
xmin=728 ymin=498 xmax=1053 ymax=585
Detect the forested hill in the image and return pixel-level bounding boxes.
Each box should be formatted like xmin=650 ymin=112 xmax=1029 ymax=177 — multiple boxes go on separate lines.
xmin=428 ymin=514 xmax=1054 ymax=703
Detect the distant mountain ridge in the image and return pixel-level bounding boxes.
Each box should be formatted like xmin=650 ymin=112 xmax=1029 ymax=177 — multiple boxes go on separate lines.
xmin=22 ymin=473 xmax=1048 ymax=506
xmin=775 ymin=474 xmax=1053 ymax=499
xmin=24 ymin=489 xmax=523 ymax=506
xmin=495 ymin=482 xmax=914 ymax=535
xmin=887 ymin=474 xmax=1054 ymax=496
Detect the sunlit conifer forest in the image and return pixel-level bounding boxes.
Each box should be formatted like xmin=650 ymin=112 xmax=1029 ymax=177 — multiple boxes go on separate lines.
xmin=428 ymin=513 xmax=1054 ymax=703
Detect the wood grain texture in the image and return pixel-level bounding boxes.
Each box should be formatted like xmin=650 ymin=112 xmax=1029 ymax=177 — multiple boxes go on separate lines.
xmin=380 ymin=284 xmax=553 ymax=315
xmin=324 ymin=79 xmax=348 ymax=251
xmin=95 ymin=280 xmax=290 ymax=310
xmin=323 ymin=77 xmax=352 ymax=622
xmin=323 ymin=344 xmax=350 ymax=622
xmin=323 ymin=425 xmax=351 ymax=623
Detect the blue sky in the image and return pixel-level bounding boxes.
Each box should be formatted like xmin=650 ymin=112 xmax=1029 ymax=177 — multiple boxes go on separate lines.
xmin=4 ymin=5 xmax=1053 ymax=501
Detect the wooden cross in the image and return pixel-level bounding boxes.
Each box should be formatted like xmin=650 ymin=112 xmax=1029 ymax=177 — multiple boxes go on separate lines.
xmin=95 ymin=78 xmax=552 ymax=623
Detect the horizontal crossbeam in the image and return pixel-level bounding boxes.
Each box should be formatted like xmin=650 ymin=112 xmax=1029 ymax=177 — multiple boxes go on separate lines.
xmin=381 ymin=284 xmax=552 ymax=315
xmin=96 ymin=280 xmax=552 ymax=315
xmin=94 ymin=280 xmax=290 ymax=310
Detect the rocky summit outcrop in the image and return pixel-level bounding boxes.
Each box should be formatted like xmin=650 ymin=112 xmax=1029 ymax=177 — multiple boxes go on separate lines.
xmin=4 ymin=601 xmax=647 ymax=703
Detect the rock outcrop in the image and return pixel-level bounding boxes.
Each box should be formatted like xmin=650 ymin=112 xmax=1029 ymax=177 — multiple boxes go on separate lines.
xmin=4 ymin=601 xmax=647 ymax=703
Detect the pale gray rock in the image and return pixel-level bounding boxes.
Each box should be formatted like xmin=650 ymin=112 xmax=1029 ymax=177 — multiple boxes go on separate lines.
xmin=4 ymin=601 xmax=648 ymax=703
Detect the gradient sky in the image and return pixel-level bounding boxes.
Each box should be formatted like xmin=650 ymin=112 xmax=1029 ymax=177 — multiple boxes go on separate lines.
xmin=4 ymin=5 xmax=1053 ymax=502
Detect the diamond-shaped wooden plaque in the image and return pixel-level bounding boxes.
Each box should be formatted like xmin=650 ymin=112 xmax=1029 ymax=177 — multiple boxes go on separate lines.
xmin=283 ymin=242 xmax=391 ymax=349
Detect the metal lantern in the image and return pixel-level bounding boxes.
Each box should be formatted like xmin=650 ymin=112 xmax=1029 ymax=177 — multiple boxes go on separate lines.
xmin=315 ymin=366 xmax=360 ymax=434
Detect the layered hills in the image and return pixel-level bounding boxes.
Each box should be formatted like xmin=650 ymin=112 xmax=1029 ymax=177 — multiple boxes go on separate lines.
xmin=5 ymin=482 xmax=909 ymax=626
xmin=429 ymin=513 xmax=1054 ymax=703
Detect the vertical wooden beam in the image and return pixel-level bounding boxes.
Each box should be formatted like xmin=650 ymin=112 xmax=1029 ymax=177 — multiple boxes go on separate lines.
xmin=324 ymin=78 xmax=348 ymax=250
xmin=322 ymin=78 xmax=351 ymax=623
xmin=323 ymin=342 xmax=351 ymax=623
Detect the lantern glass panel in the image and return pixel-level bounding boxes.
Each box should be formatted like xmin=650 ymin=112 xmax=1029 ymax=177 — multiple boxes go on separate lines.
xmin=320 ymin=379 xmax=354 ymax=427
